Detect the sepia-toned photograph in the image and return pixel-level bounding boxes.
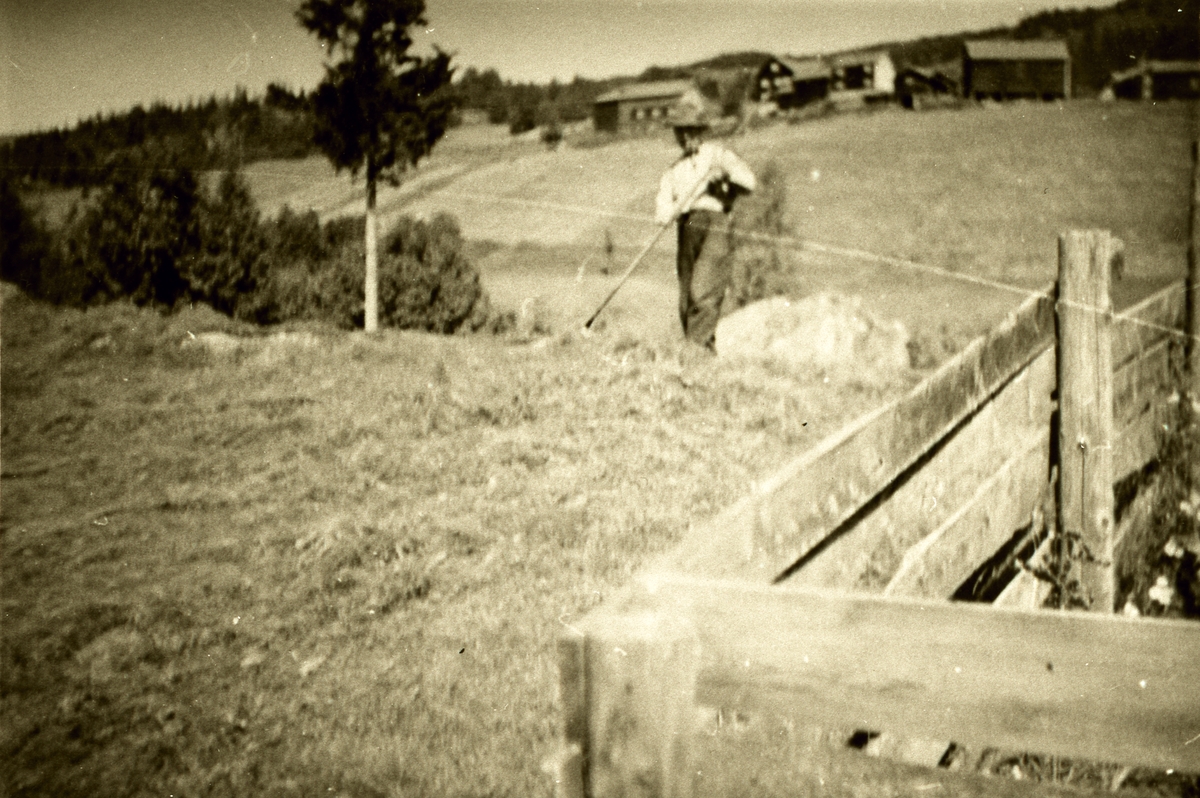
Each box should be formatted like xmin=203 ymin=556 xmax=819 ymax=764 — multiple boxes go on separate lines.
xmin=2 ymin=0 xmax=1198 ymax=795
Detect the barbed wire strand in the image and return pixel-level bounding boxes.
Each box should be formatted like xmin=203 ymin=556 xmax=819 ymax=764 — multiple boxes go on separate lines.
xmin=433 ymin=188 xmax=1199 ymax=347
xmin=9 ymin=169 xmax=1195 ymax=345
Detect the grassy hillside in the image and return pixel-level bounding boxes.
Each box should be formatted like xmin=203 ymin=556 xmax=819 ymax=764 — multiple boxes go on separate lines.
xmin=248 ymin=99 xmax=1193 ymax=342
xmin=0 ymin=289 xmax=897 ymax=797
xmin=2 ymin=100 xmax=1196 ymax=796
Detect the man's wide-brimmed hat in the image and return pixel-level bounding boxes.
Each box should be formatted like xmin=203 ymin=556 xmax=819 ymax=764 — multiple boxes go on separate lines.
xmin=667 ymin=102 xmax=711 ymax=130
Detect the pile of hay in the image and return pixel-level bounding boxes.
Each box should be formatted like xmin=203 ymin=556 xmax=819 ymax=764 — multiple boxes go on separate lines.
xmin=716 ymin=293 xmax=911 ymax=381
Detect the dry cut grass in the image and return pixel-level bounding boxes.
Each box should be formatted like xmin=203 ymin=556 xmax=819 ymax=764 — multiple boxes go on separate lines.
xmin=5 ymin=99 xmax=1196 ymax=797
xmin=0 ymin=288 xmax=900 ymax=797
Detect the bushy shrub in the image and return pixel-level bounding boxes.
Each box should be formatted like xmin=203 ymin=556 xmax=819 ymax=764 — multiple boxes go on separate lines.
xmin=254 ymin=210 xmax=486 ymax=333
xmin=378 ymin=213 xmax=485 ymax=333
xmin=252 ymin=207 xmax=327 ymax=323
xmin=182 ymin=169 xmax=268 ymax=320
xmin=509 ymin=105 xmax=538 ymax=135
xmin=13 ymin=154 xmax=485 ymax=336
xmin=0 ymin=178 xmax=56 ymax=298
xmin=60 ymin=150 xmax=201 ymax=307
xmin=541 ymin=123 xmax=564 ymax=149
xmin=728 ymin=160 xmax=802 ymax=307
xmin=47 ymin=150 xmax=265 ymax=317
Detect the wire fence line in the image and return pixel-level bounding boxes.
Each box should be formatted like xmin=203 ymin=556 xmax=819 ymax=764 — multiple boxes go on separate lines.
xmin=434 ymin=188 xmax=1199 ymax=348
xmin=9 ymin=167 xmax=1195 ymax=346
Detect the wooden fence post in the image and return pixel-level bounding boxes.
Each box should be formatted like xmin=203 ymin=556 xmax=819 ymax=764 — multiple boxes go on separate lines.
xmin=1188 ymin=139 xmax=1200 ymax=495
xmin=556 ymin=632 xmax=589 ymax=798
xmin=1189 ymin=140 xmax=1200 ymax=398
xmin=1057 ymin=230 xmax=1116 ymax=612
xmin=581 ymin=611 xmax=700 ymax=798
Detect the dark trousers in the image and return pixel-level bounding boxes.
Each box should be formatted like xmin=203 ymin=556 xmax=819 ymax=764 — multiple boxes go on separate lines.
xmin=676 ymin=210 xmax=732 ymax=350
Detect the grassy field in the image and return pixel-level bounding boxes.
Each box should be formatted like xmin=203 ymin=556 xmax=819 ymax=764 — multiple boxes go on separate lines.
xmin=2 ymin=99 xmax=1196 ymax=797
xmin=246 ymin=99 xmax=1194 ymax=342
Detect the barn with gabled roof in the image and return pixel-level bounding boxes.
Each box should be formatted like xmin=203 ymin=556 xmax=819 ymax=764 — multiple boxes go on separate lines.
xmin=962 ymin=40 xmax=1071 ymax=101
xmin=592 ymin=80 xmax=704 ymax=133
xmin=752 ymin=56 xmax=831 ymax=110
xmin=828 ymin=50 xmax=896 ymax=106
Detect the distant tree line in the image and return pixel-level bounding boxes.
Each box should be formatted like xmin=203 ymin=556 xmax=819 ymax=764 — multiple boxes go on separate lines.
xmin=1013 ymin=0 xmax=1199 ymax=93
xmin=0 ymin=70 xmax=618 ymax=188
xmin=3 ymin=0 xmax=1194 ymax=193
xmin=450 ymin=67 xmax=616 ymax=134
xmin=0 ymin=84 xmax=318 ymax=189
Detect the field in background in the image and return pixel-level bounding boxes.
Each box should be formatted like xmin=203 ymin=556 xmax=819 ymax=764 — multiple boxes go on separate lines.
xmin=245 ymin=100 xmax=1193 ymax=347
xmin=2 ymin=100 xmax=1196 ymax=797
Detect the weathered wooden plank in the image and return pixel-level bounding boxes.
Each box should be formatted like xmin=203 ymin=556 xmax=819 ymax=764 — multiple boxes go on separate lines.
xmin=1057 ymin=231 xmax=1116 ymax=612
xmin=1113 ymin=404 xmax=1168 ymax=483
xmin=787 ymin=348 xmax=1055 ymax=592
xmin=993 ymin=536 xmax=1054 ymax=609
xmin=1114 ymin=471 xmax=1165 ymax=585
xmin=1113 ymin=336 xmax=1173 ymax=431
xmin=1189 ymin=140 xmax=1200 ymax=393
xmin=582 ymin=611 xmax=700 ymax=798
xmin=640 ymin=576 xmax=1200 ymax=772
xmin=882 ymin=427 xmax=1049 ymax=599
xmin=657 ymin=288 xmax=1057 ymax=584
xmin=1111 ymin=332 xmax=1179 ymax=481
xmin=689 ymin=718 xmax=1095 ymax=798
xmin=557 ymin=631 xmax=589 ymax=797
xmin=1111 ymin=281 xmax=1186 ymax=368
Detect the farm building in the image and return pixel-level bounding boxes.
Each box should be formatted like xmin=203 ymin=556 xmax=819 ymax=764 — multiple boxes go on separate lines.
xmin=962 ymin=40 xmax=1071 ymax=101
xmin=592 ymin=80 xmax=704 ymax=133
xmin=829 ymin=51 xmax=896 ymax=105
xmin=1105 ymin=60 xmax=1200 ymax=101
xmin=752 ymin=56 xmax=831 ymax=110
xmin=895 ymin=66 xmax=959 ymax=109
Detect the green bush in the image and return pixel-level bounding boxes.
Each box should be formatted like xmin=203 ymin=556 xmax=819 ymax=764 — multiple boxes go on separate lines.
xmin=48 ymin=152 xmax=265 ymax=317
xmin=509 ymin=105 xmax=538 ymax=135
xmin=252 ymin=207 xmax=328 ymax=324
xmin=12 ymin=156 xmax=485 ymax=336
xmin=182 ymin=170 xmax=269 ymax=320
xmin=382 ymin=214 xmax=486 ymax=332
xmin=254 ymin=210 xmax=486 ymax=333
xmin=0 ymin=178 xmax=66 ymax=300
xmin=60 ymin=151 xmax=201 ymax=307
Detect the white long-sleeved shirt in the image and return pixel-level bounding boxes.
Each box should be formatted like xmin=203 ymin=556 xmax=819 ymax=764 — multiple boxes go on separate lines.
xmin=654 ymin=141 xmax=757 ymax=225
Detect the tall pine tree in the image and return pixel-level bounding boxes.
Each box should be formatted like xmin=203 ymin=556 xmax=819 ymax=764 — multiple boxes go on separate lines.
xmin=296 ymin=0 xmax=454 ymax=331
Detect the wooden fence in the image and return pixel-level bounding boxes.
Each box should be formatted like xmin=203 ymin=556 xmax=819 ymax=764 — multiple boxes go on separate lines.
xmin=553 ymin=228 xmax=1200 ymax=797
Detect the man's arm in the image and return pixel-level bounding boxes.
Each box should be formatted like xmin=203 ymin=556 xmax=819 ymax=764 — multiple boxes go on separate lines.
xmin=654 ymin=169 xmax=677 ymax=226
xmin=717 ymin=147 xmax=756 ymax=193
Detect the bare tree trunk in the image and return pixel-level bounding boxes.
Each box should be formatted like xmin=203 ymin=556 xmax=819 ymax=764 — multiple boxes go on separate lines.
xmin=364 ymin=178 xmax=379 ymax=333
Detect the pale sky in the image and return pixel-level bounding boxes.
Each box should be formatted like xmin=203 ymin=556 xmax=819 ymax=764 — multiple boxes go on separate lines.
xmin=1 ymin=0 xmax=1108 ymax=136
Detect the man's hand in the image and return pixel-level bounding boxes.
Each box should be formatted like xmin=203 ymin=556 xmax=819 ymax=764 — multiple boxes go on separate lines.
xmin=707 ymin=175 xmax=744 ymax=212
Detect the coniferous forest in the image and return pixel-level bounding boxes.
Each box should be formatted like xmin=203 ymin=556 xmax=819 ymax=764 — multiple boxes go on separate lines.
xmin=2 ymin=0 xmax=1196 ymax=190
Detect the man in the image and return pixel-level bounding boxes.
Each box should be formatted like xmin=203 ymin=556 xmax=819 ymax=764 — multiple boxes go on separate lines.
xmin=655 ymin=104 xmax=756 ymax=353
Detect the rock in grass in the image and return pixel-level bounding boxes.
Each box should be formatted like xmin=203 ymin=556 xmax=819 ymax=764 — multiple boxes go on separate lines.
xmin=716 ymin=293 xmax=911 ymax=381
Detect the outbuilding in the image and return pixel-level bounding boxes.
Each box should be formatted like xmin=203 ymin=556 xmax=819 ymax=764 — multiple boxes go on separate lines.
xmin=752 ymin=56 xmax=831 ymax=110
xmin=829 ymin=51 xmax=896 ymax=106
xmin=895 ymin=66 xmax=959 ymax=109
xmin=962 ymin=40 xmax=1071 ymax=101
xmin=592 ymin=80 xmax=704 ymax=133
xmin=1105 ymin=60 xmax=1200 ymax=101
